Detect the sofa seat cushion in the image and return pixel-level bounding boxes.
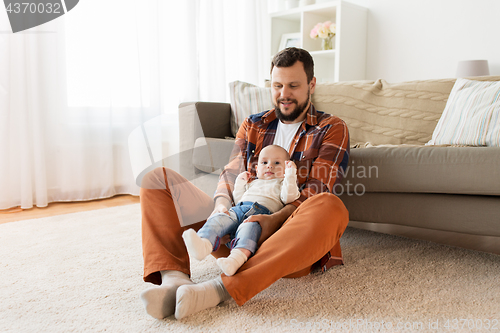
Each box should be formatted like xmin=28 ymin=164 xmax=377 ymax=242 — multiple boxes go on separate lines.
xmin=192 ymin=137 xmax=235 ymax=174
xmin=344 ymin=146 xmax=500 ymax=196
xmin=192 ymin=138 xmax=500 ymax=196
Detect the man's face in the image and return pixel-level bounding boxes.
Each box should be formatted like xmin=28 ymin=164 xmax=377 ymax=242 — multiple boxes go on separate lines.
xmin=256 ymin=146 xmax=288 ymax=180
xmin=271 ymin=61 xmax=316 ymax=124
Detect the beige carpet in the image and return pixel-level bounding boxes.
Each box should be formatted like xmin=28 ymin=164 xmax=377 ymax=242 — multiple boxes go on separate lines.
xmin=1 ymin=204 xmax=499 ymax=333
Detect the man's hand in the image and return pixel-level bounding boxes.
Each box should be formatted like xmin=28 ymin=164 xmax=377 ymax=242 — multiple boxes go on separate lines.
xmin=244 ymin=214 xmax=280 ymax=246
xmin=211 ymin=197 xmax=231 ymax=217
xmin=244 ymin=204 xmax=296 ymax=246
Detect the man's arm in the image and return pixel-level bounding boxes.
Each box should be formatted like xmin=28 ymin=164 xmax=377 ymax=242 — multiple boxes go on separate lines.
xmin=211 ymin=173 xmax=249 ymax=216
xmin=211 ymin=196 xmax=232 ymax=216
xmin=291 ymin=116 xmax=350 ymax=207
xmin=213 ymin=119 xmax=249 ymax=205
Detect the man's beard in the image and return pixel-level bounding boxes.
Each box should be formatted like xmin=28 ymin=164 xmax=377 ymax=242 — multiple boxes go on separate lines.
xmin=274 ymin=92 xmax=310 ymax=123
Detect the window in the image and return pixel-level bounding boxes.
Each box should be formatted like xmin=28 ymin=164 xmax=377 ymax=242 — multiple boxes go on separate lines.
xmin=64 ymin=0 xmax=150 ymax=108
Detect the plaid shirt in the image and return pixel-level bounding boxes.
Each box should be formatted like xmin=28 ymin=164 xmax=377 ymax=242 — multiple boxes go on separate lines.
xmin=214 ymin=104 xmax=350 ymax=271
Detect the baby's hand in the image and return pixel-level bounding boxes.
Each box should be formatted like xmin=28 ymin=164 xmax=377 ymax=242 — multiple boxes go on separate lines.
xmin=237 ymin=171 xmax=251 ymax=182
xmin=285 ymin=160 xmax=296 ymax=169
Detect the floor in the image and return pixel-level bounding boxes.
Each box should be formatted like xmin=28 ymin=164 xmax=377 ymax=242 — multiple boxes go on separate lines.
xmin=0 ymin=195 xmax=140 ymax=225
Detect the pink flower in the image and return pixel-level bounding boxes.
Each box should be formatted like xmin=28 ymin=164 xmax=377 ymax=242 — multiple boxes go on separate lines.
xmin=310 ymin=21 xmax=336 ymax=40
xmin=329 ymin=23 xmax=336 ymax=34
xmin=318 ymin=25 xmax=330 ymax=39
xmin=310 ymin=27 xmax=318 ymax=39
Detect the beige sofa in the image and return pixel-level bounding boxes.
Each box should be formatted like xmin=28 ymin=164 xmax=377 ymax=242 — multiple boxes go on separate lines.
xmin=177 ymin=77 xmax=500 ymax=255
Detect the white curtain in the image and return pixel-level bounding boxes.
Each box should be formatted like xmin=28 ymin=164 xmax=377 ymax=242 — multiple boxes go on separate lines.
xmin=0 ymin=0 xmax=269 ymax=210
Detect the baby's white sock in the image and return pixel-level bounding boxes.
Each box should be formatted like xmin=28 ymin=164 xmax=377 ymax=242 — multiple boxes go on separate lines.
xmin=182 ymin=229 xmax=213 ymax=261
xmin=216 ymin=248 xmax=248 ymax=276
xmin=175 ymin=276 xmax=231 ymax=320
xmin=140 ymin=270 xmax=193 ymax=319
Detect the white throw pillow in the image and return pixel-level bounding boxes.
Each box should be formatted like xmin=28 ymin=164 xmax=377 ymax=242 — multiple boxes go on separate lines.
xmin=428 ymin=78 xmax=500 ymax=146
xmin=229 ymin=81 xmax=273 ymax=137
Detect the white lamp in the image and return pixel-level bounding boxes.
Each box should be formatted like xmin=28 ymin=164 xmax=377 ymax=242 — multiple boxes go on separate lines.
xmin=456 ymin=60 xmax=490 ymax=77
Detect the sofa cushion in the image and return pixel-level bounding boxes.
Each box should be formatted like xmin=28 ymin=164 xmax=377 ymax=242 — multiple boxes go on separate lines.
xmin=428 ymin=78 xmax=500 ymax=146
xmin=312 ymin=79 xmax=453 ymax=146
xmin=229 ymin=81 xmax=274 ymax=137
xmin=192 ymin=137 xmax=235 ymax=174
xmin=230 ymin=79 xmax=452 ymax=146
xmin=191 ymin=138 xmax=500 ymax=196
xmin=311 ymin=76 xmax=500 ymax=146
xmin=343 ymin=146 xmax=500 ymax=196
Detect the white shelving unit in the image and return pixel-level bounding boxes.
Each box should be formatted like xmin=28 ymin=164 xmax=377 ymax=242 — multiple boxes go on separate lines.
xmin=269 ymin=0 xmax=367 ymax=82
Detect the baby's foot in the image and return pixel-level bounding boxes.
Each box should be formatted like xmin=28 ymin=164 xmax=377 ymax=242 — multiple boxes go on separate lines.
xmin=182 ymin=229 xmax=213 ymax=261
xmin=216 ymin=249 xmax=248 ymax=276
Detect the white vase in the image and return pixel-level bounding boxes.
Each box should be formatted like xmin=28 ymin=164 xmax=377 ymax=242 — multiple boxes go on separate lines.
xmin=321 ymin=35 xmax=334 ymax=50
xmin=299 ymin=0 xmax=315 ymax=6
xmin=285 ymin=0 xmax=299 ymax=9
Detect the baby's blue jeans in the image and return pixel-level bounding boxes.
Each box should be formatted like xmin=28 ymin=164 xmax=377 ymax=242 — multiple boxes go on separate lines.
xmin=197 ymin=201 xmax=270 ymax=254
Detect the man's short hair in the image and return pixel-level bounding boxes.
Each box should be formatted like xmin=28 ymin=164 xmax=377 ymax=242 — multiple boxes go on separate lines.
xmin=270 ymin=47 xmax=314 ymax=83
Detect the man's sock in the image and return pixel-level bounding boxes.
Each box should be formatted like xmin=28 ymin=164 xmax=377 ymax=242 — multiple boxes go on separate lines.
xmin=140 ymin=270 xmax=193 ymax=319
xmin=216 ymin=248 xmax=248 ymax=276
xmin=175 ymin=276 xmax=231 ymax=320
xmin=182 ymin=229 xmax=213 ymax=261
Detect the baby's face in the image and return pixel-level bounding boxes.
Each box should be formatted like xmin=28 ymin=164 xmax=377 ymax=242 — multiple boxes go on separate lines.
xmin=256 ymin=147 xmax=288 ymax=180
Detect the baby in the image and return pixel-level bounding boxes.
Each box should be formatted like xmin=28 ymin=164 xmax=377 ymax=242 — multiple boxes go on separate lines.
xmin=182 ymin=144 xmax=300 ymax=276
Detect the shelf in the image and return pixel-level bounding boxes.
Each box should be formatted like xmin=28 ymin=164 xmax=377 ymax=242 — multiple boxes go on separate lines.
xmin=269 ymin=0 xmax=367 ymax=82
xmin=310 ymin=50 xmax=336 ymax=58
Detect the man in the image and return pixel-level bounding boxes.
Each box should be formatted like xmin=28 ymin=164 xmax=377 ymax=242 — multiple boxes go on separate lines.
xmin=139 ymin=47 xmax=350 ymax=320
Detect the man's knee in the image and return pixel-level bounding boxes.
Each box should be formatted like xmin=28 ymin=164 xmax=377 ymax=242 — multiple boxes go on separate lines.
xmin=140 ymin=167 xmax=168 ymax=190
xmin=307 ymin=192 xmax=347 ymax=213
xmin=296 ymin=193 xmax=349 ymax=228
xmin=140 ymin=167 xmax=186 ymax=190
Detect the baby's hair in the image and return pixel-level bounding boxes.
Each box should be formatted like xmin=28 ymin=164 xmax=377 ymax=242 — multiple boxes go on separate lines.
xmin=260 ymin=144 xmax=290 ymax=160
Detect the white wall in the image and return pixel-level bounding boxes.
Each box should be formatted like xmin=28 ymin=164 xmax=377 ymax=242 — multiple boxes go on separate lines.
xmin=365 ymin=0 xmax=500 ymax=82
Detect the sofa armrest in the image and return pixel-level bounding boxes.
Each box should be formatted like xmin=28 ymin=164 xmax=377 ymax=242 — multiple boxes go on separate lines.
xmin=178 ymin=102 xmax=233 ymax=181
xmin=178 ymin=102 xmax=233 ymax=153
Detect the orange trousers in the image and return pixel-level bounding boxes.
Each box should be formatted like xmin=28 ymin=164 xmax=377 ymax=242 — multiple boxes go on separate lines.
xmin=141 ymin=167 xmax=349 ymax=306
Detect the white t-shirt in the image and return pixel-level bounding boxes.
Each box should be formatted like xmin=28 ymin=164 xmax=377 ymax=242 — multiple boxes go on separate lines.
xmin=273 ymin=120 xmax=303 ymax=153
